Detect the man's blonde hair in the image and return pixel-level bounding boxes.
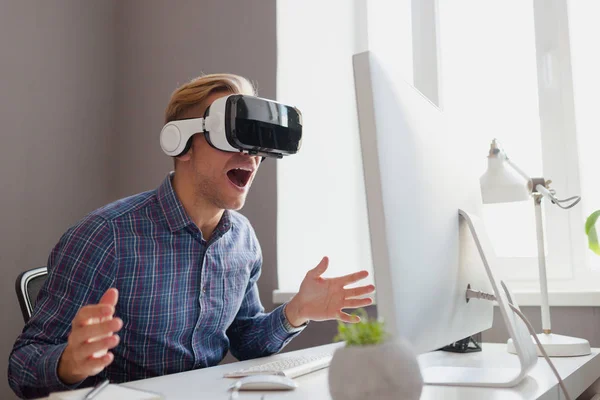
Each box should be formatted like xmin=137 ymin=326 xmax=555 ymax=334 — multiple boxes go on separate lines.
xmin=164 ymin=73 xmax=256 ymax=124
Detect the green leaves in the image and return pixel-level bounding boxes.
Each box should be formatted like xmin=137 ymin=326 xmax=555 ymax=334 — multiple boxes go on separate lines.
xmin=333 ymin=309 xmax=387 ymax=346
xmin=585 ymin=211 xmax=600 ymax=256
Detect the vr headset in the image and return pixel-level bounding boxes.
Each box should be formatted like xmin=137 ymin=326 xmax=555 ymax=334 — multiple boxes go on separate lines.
xmin=160 ymin=94 xmax=303 ymax=159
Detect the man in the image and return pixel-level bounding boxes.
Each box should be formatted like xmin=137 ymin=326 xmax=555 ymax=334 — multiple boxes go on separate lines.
xmin=9 ymin=73 xmax=375 ymax=399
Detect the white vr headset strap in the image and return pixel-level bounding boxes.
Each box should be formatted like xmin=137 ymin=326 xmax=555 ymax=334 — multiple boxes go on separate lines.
xmin=160 ymin=113 xmax=239 ymax=157
xmin=160 ymin=117 xmax=205 ymax=157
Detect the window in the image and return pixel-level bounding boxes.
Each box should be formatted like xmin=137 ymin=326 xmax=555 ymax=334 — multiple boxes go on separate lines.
xmin=275 ymin=0 xmax=600 ymax=304
xmin=438 ymin=0 xmax=573 ymax=284
xmin=569 ymin=0 xmax=600 ymax=273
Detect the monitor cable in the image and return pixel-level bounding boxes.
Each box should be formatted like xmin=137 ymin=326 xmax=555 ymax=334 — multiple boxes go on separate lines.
xmin=466 ymin=288 xmax=572 ymax=400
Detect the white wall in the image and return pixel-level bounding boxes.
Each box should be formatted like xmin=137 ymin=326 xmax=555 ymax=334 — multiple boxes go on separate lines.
xmin=275 ymin=0 xmax=374 ymax=293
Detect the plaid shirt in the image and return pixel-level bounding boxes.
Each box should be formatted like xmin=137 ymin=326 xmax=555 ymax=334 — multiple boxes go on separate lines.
xmin=9 ymin=173 xmax=304 ymax=399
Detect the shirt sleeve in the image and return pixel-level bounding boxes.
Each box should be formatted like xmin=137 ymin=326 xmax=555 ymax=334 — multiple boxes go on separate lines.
xmin=226 ymin=255 xmax=306 ymax=361
xmin=8 ymin=214 xmax=116 ymax=399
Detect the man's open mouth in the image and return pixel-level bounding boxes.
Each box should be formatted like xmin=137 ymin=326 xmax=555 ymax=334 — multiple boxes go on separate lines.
xmin=227 ymin=168 xmax=253 ymax=188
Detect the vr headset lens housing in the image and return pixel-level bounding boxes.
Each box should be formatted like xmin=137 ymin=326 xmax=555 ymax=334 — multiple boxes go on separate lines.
xmin=160 ymin=94 xmax=302 ymax=158
xmin=226 ymin=95 xmax=302 ymax=155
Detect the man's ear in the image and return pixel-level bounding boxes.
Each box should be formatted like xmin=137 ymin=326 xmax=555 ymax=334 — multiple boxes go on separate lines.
xmin=175 ymin=137 xmax=194 ymax=162
xmin=176 ymin=150 xmax=192 ymax=162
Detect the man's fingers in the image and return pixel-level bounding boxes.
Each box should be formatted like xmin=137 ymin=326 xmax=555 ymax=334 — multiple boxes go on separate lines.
xmin=73 ymin=305 xmax=114 ymax=327
xmin=337 ymin=270 xmax=369 ymax=286
xmin=343 ymin=298 xmax=373 ymax=309
xmin=308 ymin=256 xmax=329 ymax=278
xmin=70 ymin=318 xmax=123 ymax=345
xmin=337 ymin=311 xmax=360 ymax=324
xmin=77 ymin=335 xmax=120 ymax=362
xmin=344 ymin=284 xmax=375 ymax=299
xmin=99 ymin=288 xmax=119 ymax=307
xmin=81 ymin=352 xmax=115 ymax=377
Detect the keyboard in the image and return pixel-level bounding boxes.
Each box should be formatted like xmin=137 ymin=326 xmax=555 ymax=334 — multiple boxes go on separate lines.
xmin=224 ymin=353 xmax=333 ymax=379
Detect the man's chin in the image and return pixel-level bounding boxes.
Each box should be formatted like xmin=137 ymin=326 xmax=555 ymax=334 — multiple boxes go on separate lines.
xmin=221 ymin=196 xmax=247 ymax=211
xmin=214 ymin=182 xmax=252 ymax=210
xmin=225 ymin=203 xmax=245 ymax=211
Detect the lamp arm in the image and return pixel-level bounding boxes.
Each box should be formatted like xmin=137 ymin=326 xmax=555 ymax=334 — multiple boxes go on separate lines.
xmin=505 ymin=158 xmax=532 ymax=182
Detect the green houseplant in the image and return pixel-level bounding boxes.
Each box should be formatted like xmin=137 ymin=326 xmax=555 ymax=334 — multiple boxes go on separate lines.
xmin=327 ymin=309 xmax=423 ymax=400
xmin=586 ymin=211 xmax=600 ymax=255
xmin=333 ymin=309 xmax=387 ymax=346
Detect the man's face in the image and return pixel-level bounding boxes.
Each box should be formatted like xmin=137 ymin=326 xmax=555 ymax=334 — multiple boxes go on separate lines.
xmin=177 ymin=91 xmax=261 ymax=210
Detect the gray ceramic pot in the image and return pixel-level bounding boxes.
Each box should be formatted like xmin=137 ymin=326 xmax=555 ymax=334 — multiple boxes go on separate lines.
xmin=328 ymin=338 xmax=423 ymax=400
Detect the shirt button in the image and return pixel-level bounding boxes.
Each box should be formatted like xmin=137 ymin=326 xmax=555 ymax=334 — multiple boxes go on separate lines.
xmin=202 ymin=287 xmax=206 ymax=293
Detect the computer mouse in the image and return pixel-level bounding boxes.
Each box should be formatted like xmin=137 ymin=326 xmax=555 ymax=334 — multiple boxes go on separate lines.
xmin=231 ymin=374 xmax=299 ymax=391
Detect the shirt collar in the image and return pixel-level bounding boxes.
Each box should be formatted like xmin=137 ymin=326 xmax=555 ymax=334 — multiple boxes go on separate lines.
xmin=157 ymin=172 xmax=195 ymax=233
xmin=157 ymin=172 xmax=233 ymax=236
xmin=212 ymin=208 xmax=233 ymax=242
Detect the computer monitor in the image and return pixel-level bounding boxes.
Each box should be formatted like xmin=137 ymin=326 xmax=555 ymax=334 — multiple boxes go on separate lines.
xmin=353 ymin=50 xmax=537 ymax=387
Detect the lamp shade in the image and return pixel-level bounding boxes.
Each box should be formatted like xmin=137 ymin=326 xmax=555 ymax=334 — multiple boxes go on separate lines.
xmin=480 ymin=156 xmax=530 ymax=204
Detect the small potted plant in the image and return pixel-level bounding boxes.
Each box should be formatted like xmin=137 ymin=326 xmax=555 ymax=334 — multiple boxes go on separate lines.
xmin=328 ymin=309 xmax=423 ymax=400
xmin=586 ymin=211 xmax=600 ymax=255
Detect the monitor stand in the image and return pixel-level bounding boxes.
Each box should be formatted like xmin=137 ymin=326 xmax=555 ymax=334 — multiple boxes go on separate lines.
xmin=420 ymin=210 xmax=538 ymax=387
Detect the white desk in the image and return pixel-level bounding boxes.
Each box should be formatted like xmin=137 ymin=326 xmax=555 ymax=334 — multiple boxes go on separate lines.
xmin=116 ymin=343 xmax=600 ymax=400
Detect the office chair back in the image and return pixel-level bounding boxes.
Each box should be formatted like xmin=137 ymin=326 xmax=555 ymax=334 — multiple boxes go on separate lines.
xmin=16 ymin=267 xmax=48 ymax=323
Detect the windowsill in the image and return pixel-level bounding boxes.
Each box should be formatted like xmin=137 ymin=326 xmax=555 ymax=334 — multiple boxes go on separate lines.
xmin=273 ymin=289 xmax=600 ymax=307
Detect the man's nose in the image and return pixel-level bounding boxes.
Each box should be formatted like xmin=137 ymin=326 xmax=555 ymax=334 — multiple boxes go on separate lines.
xmin=239 ymin=152 xmax=261 ymax=165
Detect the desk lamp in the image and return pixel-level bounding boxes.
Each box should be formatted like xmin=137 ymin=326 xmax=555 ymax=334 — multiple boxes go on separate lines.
xmin=480 ymin=139 xmax=591 ymax=357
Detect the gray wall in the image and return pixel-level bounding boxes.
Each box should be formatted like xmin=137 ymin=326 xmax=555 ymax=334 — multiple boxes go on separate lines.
xmin=111 ymin=0 xmax=287 ymax=363
xmin=110 ymin=0 xmax=344 ymax=361
xmin=485 ymin=307 xmax=600 ymax=346
xmin=113 ymin=0 xmax=281 ymax=198
xmin=1 ymin=1 xmax=599 ymax=400
xmin=0 ymin=1 xmax=116 ymax=399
